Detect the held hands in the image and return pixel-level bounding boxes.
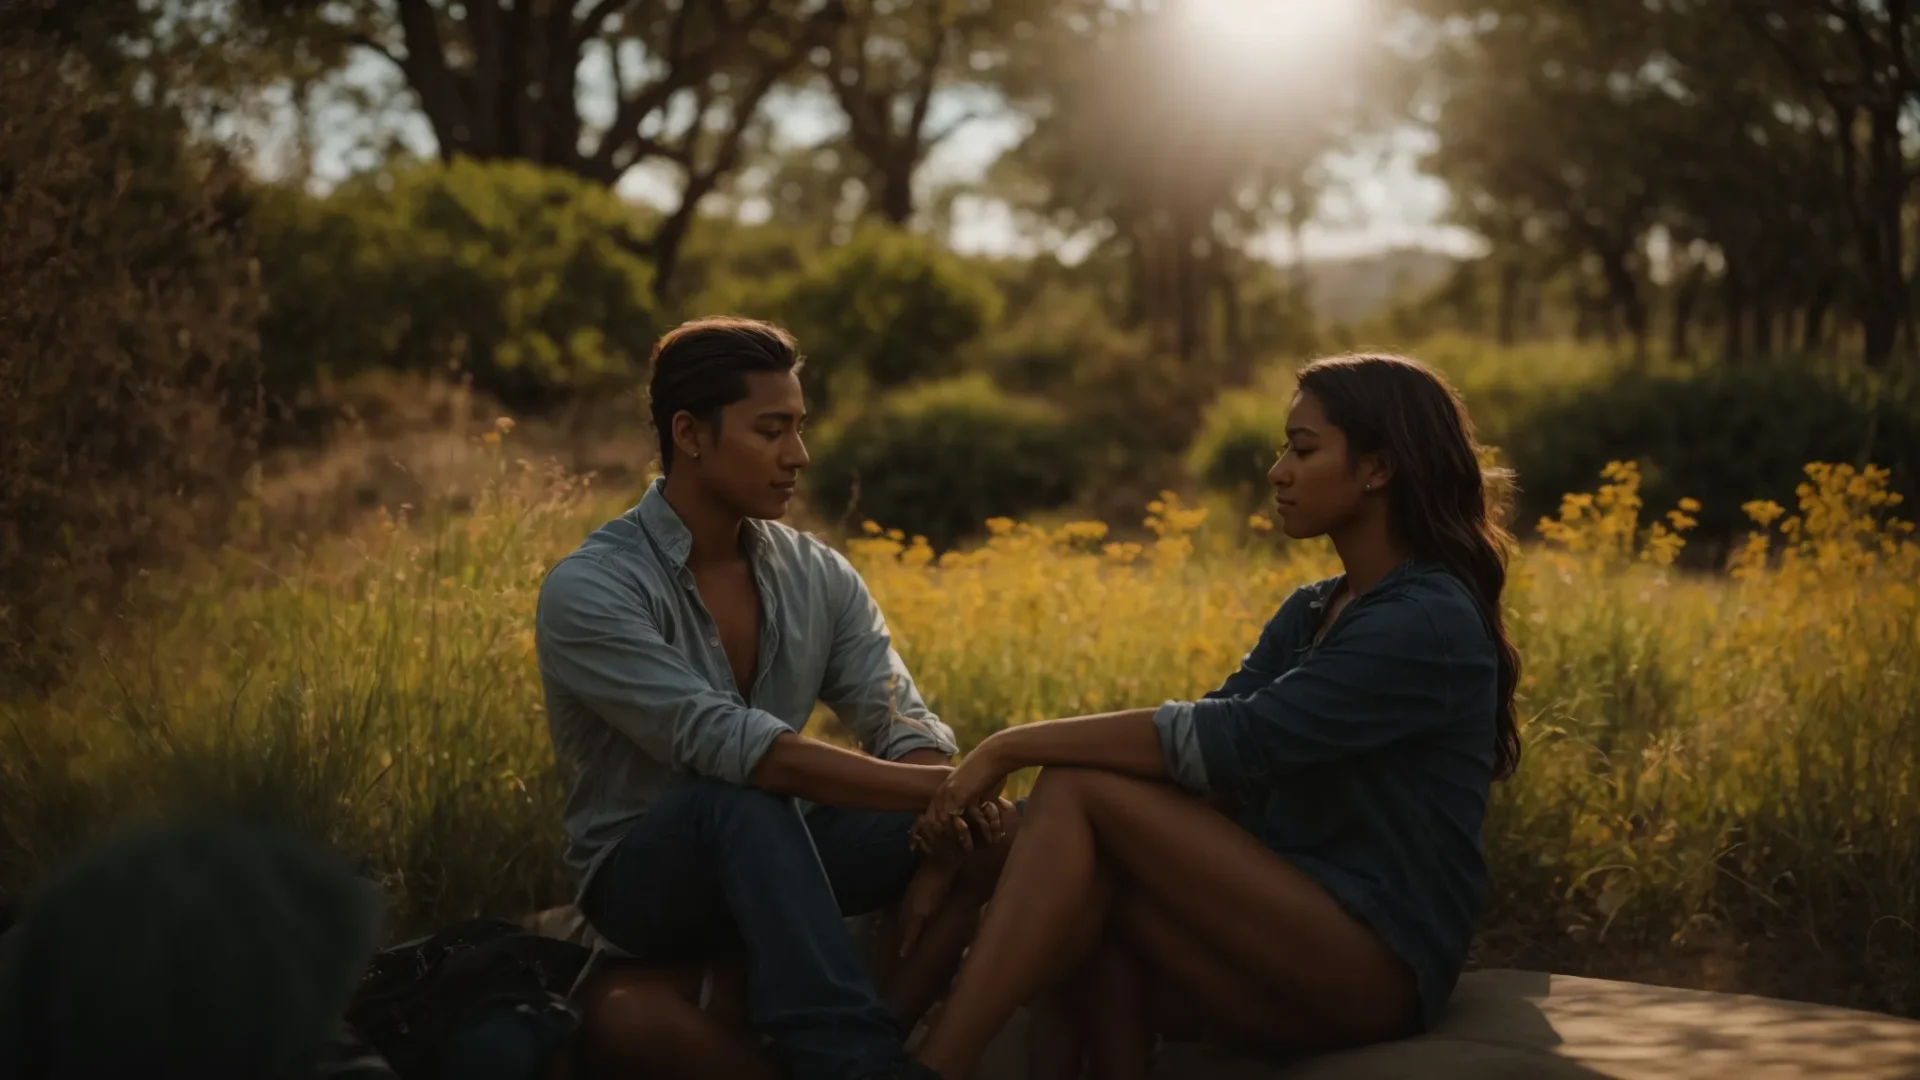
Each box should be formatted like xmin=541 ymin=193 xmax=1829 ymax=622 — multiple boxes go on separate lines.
xmin=898 ymin=739 xmax=1015 ymax=958
xmin=910 ymin=737 xmax=1015 ymax=856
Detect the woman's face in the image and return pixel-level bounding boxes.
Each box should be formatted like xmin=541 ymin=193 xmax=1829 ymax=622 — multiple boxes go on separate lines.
xmin=1267 ymin=389 xmax=1373 ymax=540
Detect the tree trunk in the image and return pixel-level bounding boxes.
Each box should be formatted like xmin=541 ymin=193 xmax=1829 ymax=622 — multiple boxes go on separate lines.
xmin=1799 ymin=281 xmax=1830 ymax=353
xmin=1174 ymin=217 xmax=1204 ymax=365
xmin=873 ymin=162 xmax=915 ymax=226
xmin=1859 ymin=104 xmax=1907 ymax=368
xmin=1122 ymin=226 xmax=1150 ymax=328
xmin=1598 ymin=245 xmax=1648 ymax=366
xmin=1214 ymin=242 xmax=1246 ymax=380
xmin=1752 ymin=289 xmax=1774 ymax=359
xmin=1669 ymin=260 xmax=1702 ymax=361
xmin=1496 ymin=259 xmax=1522 ymax=346
xmin=1721 ymin=267 xmax=1746 ymax=364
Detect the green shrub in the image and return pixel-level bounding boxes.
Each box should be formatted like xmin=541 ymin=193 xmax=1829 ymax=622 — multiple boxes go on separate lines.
xmin=1502 ymin=361 xmax=1920 ymax=554
xmin=969 ymin=286 xmax=1139 ymax=394
xmin=805 ymin=377 xmax=1085 ymax=548
xmin=754 ymin=226 xmax=1002 ymax=406
xmin=969 ymin=293 xmax=1211 ymax=517
xmin=254 ymin=159 xmax=660 ymax=414
xmin=1186 ymin=384 xmax=1289 ymax=508
xmin=0 ymin=32 xmax=262 ymax=690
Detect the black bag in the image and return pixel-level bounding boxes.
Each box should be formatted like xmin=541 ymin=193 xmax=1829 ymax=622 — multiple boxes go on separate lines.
xmin=344 ymin=918 xmax=591 ymax=1080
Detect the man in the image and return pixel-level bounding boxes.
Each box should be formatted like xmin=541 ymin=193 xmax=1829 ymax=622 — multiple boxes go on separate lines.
xmin=535 ymin=317 xmax=1004 ymax=1080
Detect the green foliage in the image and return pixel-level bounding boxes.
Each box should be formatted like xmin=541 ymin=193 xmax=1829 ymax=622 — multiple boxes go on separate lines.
xmin=1186 ymin=384 xmax=1288 ymax=508
xmin=805 ymin=376 xmax=1084 ymax=548
xmin=0 ymin=32 xmax=262 ymax=690
xmin=255 ymin=159 xmax=661 ymax=414
xmin=969 ymin=290 xmax=1209 ymax=515
xmin=752 ymin=226 xmax=1003 ymax=406
xmin=1502 ymin=361 xmax=1920 ymax=551
xmin=1403 ymin=331 xmax=1623 ymax=444
xmin=969 ymin=286 xmax=1137 ymax=393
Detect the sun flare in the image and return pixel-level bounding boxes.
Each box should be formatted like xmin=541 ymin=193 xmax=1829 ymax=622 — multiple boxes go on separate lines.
xmin=1176 ymin=0 xmax=1371 ymax=65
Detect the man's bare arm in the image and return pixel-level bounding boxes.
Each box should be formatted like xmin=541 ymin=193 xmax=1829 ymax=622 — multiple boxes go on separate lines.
xmin=748 ymin=733 xmax=950 ymax=812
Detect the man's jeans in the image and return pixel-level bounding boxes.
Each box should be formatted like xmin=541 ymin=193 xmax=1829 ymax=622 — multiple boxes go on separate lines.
xmin=578 ymin=777 xmax=922 ymax=1080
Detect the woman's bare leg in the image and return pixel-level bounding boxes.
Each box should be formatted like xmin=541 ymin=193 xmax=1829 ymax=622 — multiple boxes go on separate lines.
xmin=1025 ymin=989 xmax=1085 ymax=1080
xmin=1080 ymin=937 xmax=1155 ymax=1080
xmin=876 ymin=814 xmax=1023 ymax=1028
xmin=912 ymin=768 xmax=1416 ymax=1079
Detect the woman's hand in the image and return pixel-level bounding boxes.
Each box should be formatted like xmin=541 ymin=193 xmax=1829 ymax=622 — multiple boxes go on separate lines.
xmin=910 ymin=793 xmax=1012 ymax=855
xmin=913 ymin=736 xmax=1015 ymax=852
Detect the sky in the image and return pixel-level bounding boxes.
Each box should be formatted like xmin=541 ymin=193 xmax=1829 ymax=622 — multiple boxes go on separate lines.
xmin=273 ymin=10 xmax=1481 ymax=268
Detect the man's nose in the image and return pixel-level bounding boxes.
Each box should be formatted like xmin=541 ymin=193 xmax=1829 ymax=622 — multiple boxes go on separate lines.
xmin=785 ymin=434 xmax=811 ymax=469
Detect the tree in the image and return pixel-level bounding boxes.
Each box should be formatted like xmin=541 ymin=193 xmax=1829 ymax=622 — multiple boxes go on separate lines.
xmin=0 ymin=8 xmax=264 ymax=687
xmin=200 ymin=0 xmax=848 ymax=299
xmin=986 ymin=0 xmax=1385 ymax=370
xmin=1406 ymin=0 xmax=1914 ymax=368
xmin=818 ymin=0 xmax=1029 ymax=225
xmin=1734 ymin=0 xmax=1918 ymax=368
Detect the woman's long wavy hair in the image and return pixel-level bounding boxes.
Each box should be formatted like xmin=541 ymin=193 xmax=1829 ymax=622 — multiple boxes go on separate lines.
xmin=1296 ymin=353 xmax=1523 ymax=781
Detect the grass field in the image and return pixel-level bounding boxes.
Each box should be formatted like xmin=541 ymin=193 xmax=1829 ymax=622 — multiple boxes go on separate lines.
xmin=3 ymin=436 xmax=1916 ymax=1018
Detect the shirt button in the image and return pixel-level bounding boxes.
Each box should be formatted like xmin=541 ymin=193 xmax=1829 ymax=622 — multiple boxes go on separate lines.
xmin=709 ymin=636 xmax=721 ymax=647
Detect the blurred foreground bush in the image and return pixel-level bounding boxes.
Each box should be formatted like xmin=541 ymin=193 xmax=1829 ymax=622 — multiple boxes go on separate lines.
xmin=255 ymin=159 xmax=660 ymax=417
xmin=805 ymin=376 xmax=1084 ymax=548
xmin=0 ymin=31 xmax=262 ymax=690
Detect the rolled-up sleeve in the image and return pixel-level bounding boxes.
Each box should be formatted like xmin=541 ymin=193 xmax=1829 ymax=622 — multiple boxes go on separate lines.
xmin=1153 ymin=701 xmax=1211 ymax=793
xmin=818 ymin=549 xmax=959 ymax=761
xmin=535 ymin=556 xmax=792 ymax=784
xmin=1183 ymin=596 xmax=1456 ymax=806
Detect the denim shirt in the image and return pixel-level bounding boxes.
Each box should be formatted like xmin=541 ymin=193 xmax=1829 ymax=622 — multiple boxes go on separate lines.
xmin=535 ymin=479 xmax=959 ymax=891
xmin=1152 ymin=560 xmax=1499 ymax=1032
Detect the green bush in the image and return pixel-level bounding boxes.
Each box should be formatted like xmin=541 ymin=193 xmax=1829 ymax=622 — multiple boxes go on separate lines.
xmin=1 ymin=31 xmax=263 ymax=690
xmin=1186 ymin=384 xmax=1289 ymax=508
xmin=254 ymin=159 xmax=660 ymax=414
xmin=1502 ymin=361 xmax=1920 ymax=554
xmin=969 ymin=286 xmax=1140 ymax=394
xmin=805 ymin=377 xmax=1085 ymax=548
xmin=968 ymin=293 xmax=1210 ymax=518
xmin=754 ymin=226 xmax=1002 ymax=406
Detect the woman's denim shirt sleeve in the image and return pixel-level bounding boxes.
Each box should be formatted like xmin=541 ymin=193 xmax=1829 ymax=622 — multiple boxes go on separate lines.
xmin=1153 ymin=590 xmax=1308 ymax=793
xmin=1154 ymin=587 xmax=1455 ymax=803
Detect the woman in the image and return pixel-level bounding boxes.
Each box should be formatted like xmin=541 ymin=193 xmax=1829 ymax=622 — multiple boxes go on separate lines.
xmin=907 ymin=353 xmax=1524 ymax=1079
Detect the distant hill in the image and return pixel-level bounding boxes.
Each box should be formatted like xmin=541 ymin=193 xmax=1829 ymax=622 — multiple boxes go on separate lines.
xmin=1302 ymin=247 xmax=1460 ymax=326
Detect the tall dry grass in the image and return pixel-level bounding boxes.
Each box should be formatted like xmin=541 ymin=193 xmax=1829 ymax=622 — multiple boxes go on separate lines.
xmin=3 ymin=435 xmax=1915 ymax=1015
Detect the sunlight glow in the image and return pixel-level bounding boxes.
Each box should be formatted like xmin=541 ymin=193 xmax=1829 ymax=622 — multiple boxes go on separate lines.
xmin=1176 ymin=0 xmax=1371 ymax=66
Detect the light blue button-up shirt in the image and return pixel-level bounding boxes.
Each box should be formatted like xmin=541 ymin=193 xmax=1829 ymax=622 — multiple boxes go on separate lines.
xmin=535 ymin=478 xmax=959 ymax=892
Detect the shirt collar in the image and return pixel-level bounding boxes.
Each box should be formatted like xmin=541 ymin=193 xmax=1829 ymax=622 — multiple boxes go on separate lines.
xmin=635 ymin=477 xmax=768 ymax=568
xmin=1306 ymin=557 xmax=1426 ymax=610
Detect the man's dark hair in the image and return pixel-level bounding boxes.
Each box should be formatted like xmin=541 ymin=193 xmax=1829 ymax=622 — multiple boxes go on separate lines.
xmin=647 ymin=316 xmax=805 ymax=471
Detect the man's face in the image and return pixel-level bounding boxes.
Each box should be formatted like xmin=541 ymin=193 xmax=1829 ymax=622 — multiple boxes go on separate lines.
xmin=685 ymin=370 xmax=810 ymax=519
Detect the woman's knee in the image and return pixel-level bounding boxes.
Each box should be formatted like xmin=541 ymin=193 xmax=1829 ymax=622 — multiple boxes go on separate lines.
xmin=1026 ymin=765 xmax=1108 ymax=810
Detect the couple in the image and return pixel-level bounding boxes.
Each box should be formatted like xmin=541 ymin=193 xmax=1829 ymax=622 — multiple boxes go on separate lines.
xmin=533 ymin=317 xmax=1523 ymax=1080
